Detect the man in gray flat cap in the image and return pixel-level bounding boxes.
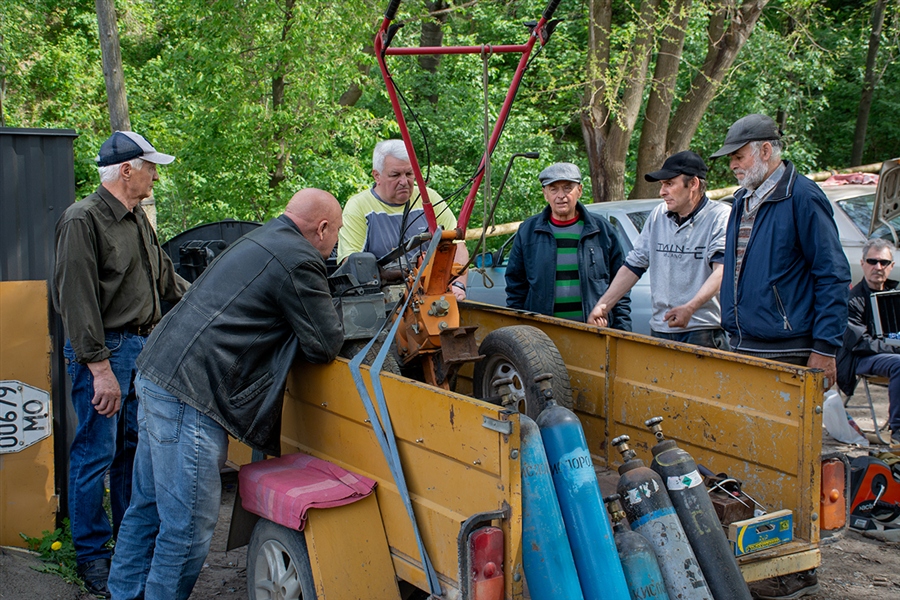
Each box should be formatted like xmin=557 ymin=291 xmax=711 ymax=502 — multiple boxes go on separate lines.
xmin=712 ymin=115 xmax=850 ymax=598
xmin=505 ymin=162 xmax=631 ymax=329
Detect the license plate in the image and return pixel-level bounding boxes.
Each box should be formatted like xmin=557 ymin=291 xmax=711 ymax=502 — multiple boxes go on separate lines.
xmin=0 ymin=381 xmax=51 ymax=454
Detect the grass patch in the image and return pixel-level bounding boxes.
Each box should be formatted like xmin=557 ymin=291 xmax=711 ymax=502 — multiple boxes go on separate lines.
xmin=20 ymin=518 xmax=86 ymax=589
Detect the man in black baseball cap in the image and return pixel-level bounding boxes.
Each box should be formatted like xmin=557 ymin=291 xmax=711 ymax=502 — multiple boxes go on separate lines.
xmin=713 ymin=114 xmax=849 ymax=600
xmin=588 ymin=151 xmax=731 ymax=348
xmin=53 ymin=131 xmax=187 ymax=597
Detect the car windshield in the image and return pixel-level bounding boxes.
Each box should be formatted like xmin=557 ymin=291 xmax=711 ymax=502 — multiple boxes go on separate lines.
xmin=836 ymin=193 xmax=900 ymax=240
xmin=605 ymin=215 xmax=633 ymax=252
xmin=626 ymin=210 xmax=652 ymax=233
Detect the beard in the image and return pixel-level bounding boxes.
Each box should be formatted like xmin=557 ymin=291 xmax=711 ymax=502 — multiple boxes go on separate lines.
xmin=736 ymin=155 xmax=770 ymax=191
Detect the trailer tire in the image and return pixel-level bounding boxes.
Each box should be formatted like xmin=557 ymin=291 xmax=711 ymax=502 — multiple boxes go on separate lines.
xmin=248 ymin=518 xmax=316 ymax=600
xmin=473 ymin=325 xmax=572 ymax=420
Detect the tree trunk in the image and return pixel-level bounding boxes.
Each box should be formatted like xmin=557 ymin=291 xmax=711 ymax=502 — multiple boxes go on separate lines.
xmin=630 ymin=0 xmax=692 ymax=199
xmin=666 ymin=0 xmax=768 ymax=155
xmin=419 ymin=1 xmax=449 ymax=104
xmin=269 ymin=0 xmax=296 ymax=190
xmin=851 ymin=0 xmax=886 ymax=166
xmin=95 ymin=0 xmax=130 ymax=132
xmin=419 ymin=1 xmax=449 ymax=73
xmin=594 ymin=0 xmax=660 ymax=203
xmin=581 ymin=0 xmax=613 ymax=202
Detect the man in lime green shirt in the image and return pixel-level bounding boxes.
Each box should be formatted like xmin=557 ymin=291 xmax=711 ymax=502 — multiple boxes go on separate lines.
xmin=338 ymin=139 xmax=468 ymax=300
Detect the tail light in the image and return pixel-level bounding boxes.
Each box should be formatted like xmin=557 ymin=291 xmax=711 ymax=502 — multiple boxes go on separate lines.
xmin=468 ymin=526 xmax=504 ymax=600
xmin=820 ymin=456 xmax=848 ymax=530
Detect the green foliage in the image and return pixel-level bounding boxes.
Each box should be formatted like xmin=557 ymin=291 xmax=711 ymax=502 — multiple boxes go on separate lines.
xmin=2 ymin=0 xmax=897 ymax=240
xmin=19 ymin=518 xmax=85 ymax=589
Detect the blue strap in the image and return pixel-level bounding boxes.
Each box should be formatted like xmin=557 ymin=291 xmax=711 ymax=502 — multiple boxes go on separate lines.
xmin=349 ymin=230 xmax=443 ymax=596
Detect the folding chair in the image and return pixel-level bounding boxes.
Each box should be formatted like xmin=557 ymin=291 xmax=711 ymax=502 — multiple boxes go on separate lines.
xmin=844 ymin=374 xmax=891 ymax=444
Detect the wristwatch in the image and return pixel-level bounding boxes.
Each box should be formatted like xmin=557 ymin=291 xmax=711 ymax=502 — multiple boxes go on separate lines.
xmin=451 ymin=281 xmax=467 ymax=292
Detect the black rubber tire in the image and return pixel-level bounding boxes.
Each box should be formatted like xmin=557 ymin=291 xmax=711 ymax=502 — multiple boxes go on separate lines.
xmin=339 ymin=330 xmax=402 ymax=375
xmin=472 ymin=325 xmax=573 ymax=420
xmin=247 ymin=518 xmax=316 ymax=600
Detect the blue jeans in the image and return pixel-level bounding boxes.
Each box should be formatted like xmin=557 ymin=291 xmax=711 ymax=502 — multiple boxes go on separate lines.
xmin=856 ymin=353 xmax=900 ymax=432
xmin=109 ymin=374 xmax=228 ymax=600
xmin=64 ymin=332 xmax=144 ymax=566
xmin=651 ymin=327 xmax=730 ymax=350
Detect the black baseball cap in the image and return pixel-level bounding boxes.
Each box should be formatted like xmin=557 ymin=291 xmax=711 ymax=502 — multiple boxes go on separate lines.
xmin=644 ymin=150 xmax=708 ymax=182
xmin=710 ymin=114 xmax=782 ymax=158
xmin=96 ymin=131 xmax=175 ymax=167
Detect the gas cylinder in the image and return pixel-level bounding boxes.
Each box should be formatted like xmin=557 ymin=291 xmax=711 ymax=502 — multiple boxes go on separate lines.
xmin=612 ymin=435 xmax=712 ymax=600
xmin=644 ymin=417 xmax=751 ymax=600
xmin=520 ymin=413 xmax=584 ymax=599
xmin=604 ymin=494 xmax=670 ymax=600
xmin=538 ymin=399 xmax=629 ymax=600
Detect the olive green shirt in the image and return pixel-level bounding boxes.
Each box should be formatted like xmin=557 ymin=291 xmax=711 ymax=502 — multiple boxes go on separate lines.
xmin=53 ymin=185 xmax=189 ymax=364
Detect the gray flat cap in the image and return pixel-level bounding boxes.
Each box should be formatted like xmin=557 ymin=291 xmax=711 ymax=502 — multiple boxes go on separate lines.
xmin=539 ymin=162 xmax=582 ymax=186
xmin=710 ymin=114 xmax=782 ymax=158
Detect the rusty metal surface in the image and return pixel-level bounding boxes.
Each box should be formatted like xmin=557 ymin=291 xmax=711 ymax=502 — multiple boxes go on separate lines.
xmin=459 ymin=302 xmax=823 ymax=560
xmin=0 ymin=281 xmax=57 ymax=547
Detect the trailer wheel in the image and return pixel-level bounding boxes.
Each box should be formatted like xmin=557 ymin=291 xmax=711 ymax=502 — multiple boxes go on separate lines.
xmin=472 ymin=325 xmax=572 ymax=420
xmin=247 ymin=518 xmax=316 ymax=600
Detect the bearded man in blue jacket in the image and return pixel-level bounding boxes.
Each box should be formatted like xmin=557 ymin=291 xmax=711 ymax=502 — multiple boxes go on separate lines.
xmin=711 ymin=114 xmax=850 ymax=599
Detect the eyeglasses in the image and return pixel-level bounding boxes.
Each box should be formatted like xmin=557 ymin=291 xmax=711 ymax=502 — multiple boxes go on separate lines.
xmin=865 ymin=258 xmax=894 ymax=267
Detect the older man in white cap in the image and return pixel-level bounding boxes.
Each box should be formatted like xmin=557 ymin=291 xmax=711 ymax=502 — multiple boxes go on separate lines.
xmin=53 ymin=131 xmax=189 ymax=598
xmin=505 ymin=162 xmax=631 ymax=328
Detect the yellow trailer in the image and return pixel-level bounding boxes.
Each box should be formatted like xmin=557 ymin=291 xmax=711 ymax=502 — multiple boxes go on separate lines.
xmin=232 ymin=301 xmax=829 ymax=599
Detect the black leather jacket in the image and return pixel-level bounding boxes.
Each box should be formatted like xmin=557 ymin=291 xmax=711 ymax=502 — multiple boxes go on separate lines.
xmin=137 ymin=215 xmax=344 ymax=455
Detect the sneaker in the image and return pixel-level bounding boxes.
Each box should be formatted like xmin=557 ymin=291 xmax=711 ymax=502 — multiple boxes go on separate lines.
xmin=77 ymin=558 xmax=111 ymax=599
xmin=891 ymin=430 xmax=900 ymax=446
xmin=749 ymin=568 xmax=820 ymax=599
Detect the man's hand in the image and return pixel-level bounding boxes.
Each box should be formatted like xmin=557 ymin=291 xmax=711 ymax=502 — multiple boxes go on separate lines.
xmin=807 ymin=353 xmax=836 ymax=390
xmin=663 ymin=305 xmax=695 ymax=329
xmin=450 ymin=285 xmax=466 ymax=302
xmin=588 ymin=303 xmax=610 ymax=327
xmin=87 ymin=360 xmax=121 ymax=417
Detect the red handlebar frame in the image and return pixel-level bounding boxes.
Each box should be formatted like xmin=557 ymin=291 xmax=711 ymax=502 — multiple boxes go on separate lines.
xmin=374 ymin=2 xmax=560 ymax=234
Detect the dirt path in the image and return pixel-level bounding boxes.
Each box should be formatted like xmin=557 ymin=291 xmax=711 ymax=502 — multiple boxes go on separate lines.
xmin=2 ymin=387 xmax=898 ymax=599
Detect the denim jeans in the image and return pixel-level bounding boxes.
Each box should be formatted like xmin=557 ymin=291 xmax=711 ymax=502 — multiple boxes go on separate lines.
xmin=64 ymin=332 xmax=144 ymax=566
xmin=856 ymin=353 xmax=900 ymax=432
xmin=651 ymin=327 xmax=730 ymax=350
xmin=109 ymin=373 xmax=228 ymax=600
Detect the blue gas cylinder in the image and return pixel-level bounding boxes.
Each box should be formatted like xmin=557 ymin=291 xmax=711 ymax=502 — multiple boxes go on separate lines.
xmin=604 ymin=494 xmax=670 ymax=600
xmin=520 ymin=414 xmax=584 ymax=599
xmin=612 ymin=435 xmax=712 ymax=600
xmin=537 ymin=400 xmax=629 ymax=600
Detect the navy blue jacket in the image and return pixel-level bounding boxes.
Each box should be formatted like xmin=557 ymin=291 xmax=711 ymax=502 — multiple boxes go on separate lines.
xmin=505 ymin=203 xmax=631 ymax=330
xmin=137 ymin=216 xmax=344 ymax=456
xmin=722 ymin=161 xmax=850 ymax=355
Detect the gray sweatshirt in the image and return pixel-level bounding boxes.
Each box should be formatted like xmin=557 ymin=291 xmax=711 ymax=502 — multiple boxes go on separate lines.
xmin=625 ymin=198 xmax=730 ymax=333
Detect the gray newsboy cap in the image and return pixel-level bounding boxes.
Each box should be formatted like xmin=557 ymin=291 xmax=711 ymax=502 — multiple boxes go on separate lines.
xmin=710 ymin=114 xmax=782 ymax=158
xmin=539 ymin=162 xmax=582 ymax=186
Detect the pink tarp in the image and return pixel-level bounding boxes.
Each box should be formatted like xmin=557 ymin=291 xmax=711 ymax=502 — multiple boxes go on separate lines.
xmin=821 ymin=172 xmax=879 ymax=186
xmin=239 ymin=452 xmax=377 ymax=531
